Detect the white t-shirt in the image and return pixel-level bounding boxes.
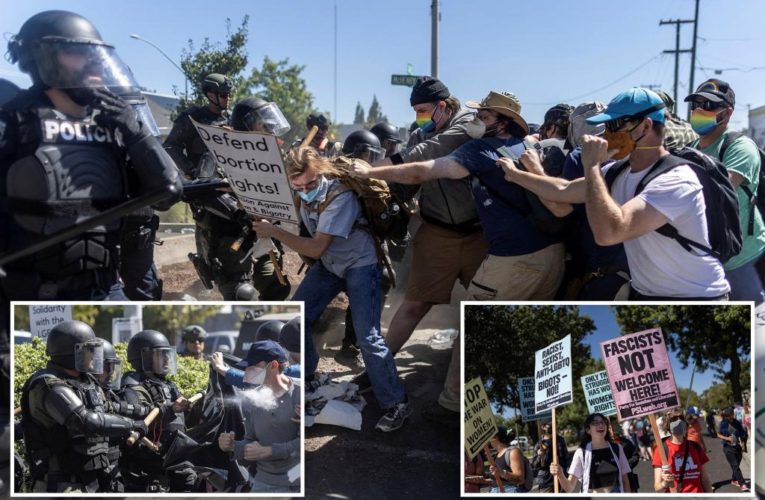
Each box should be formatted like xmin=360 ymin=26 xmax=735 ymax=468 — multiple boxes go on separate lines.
xmin=604 ymin=161 xmax=730 ymax=297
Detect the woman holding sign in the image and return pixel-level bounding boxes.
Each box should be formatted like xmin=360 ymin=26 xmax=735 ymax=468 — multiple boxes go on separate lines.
xmin=550 ymin=413 xmax=632 ymax=493
xmin=652 ymin=407 xmax=712 ymax=493
xmin=487 ymin=427 xmax=533 ymax=493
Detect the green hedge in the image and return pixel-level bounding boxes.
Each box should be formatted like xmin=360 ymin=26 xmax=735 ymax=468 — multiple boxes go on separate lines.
xmin=14 ymin=337 xmax=210 ymax=409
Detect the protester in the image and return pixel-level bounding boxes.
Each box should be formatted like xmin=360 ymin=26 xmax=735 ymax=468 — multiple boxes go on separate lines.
xmin=652 ymin=407 xmax=712 ymax=493
xmin=499 ymin=87 xmax=731 ymax=299
xmin=253 ymin=147 xmax=410 ymax=432
xmin=550 ymin=413 xmax=632 ymax=493
xmin=705 ymin=409 xmax=717 ymax=437
xmin=218 ymin=341 xmax=300 ymax=493
xmin=488 ymin=426 xmax=531 ymax=493
xmin=531 ymin=420 xmax=570 ymax=492
xmin=717 ymin=406 xmax=750 ymax=491
xmin=465 ymin=451 xmax=491 ymax=493
xmin=686 ymin=79 xmax=765 ymax=303
xmin=653 ymin=89 xmax=698 ymax=150
xmin=685 ymin=406 xmax=708 ymax=451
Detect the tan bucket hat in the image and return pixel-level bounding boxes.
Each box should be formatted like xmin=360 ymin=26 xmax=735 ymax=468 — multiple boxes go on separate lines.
xmin=466 ymin=90 xmax=529 ymax=135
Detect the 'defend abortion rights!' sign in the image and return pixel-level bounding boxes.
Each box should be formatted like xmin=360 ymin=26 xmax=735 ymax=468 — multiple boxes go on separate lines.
xmin=191 ymin=119 xmax=299 ymax=224
xmin=534 ymin=335 xmax=573 ymax=413
xmin=581 ymin=370 xmax=617 ymax=417
xmin=464 ymin=377 xmax=498 ymax=459
xmin=601 ymin=328 xmax=679 ymax=421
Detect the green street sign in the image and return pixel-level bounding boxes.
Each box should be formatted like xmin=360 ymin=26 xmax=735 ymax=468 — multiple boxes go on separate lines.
xmin=391 ymin=74 xmax=422 ymax=87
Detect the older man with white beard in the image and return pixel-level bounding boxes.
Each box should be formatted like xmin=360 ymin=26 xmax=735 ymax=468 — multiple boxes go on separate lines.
xmin=218 ymin=340 xmax=301 ymax=493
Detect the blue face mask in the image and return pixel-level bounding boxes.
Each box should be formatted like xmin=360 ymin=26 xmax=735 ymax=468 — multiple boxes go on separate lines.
xmin=297 ymin=177 xmax=324 ymax=203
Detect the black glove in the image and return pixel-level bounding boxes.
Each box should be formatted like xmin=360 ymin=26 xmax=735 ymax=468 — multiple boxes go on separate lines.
xmin=92 ymin=88 xmax=148 ymax=147
xmin=131 ymin=419 xmax=149 ymax=438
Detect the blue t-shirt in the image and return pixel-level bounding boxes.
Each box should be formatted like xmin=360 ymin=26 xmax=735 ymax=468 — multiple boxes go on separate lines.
xmin=561 ymin=147 xmax=628 ymax=271
xmin=447 ymin=137 xmax=558 ymax=256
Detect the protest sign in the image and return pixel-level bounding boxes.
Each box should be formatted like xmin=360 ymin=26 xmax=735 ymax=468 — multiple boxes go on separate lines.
xmin=28 ymin=305 xmax=72 ymax=340
xmin=190 ymin=119 xmax=299 ymax=224
xmin=518 ymin=377 xmax=551 ymax=422
xmin=534 ymin=335 xmax=572 ymax=413
xmin=464 ymin=377 xmax=497 ymax=459
xmin=581 ymin=370 xmax=617 ymax=416
xmin=601 ymin=328 xmax=679 ymax=420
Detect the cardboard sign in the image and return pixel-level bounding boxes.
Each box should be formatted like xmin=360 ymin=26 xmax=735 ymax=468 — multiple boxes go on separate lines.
xmin=464 ymin=377 xmax=498 ymax=459
xmin=28 ymin=305 xmax=72 ymax=340
xmin=518 ymin=377 xmax=552 ymax=422
xmin=190 ymin=119 xmax=299 ymax=224
xmin=534 ymin=335 xmax=573 ymax=413
xmin=581 ymin=370 xmax=617 ymax=417
xmin=601 ymin=328 xmax=679 ymax=420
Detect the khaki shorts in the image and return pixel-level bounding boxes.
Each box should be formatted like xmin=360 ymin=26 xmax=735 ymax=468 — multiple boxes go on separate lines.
xmin=467 ymin=243 xmax=565 ymax=300
xmin=405 ymin=223 xmax=488 ymax=304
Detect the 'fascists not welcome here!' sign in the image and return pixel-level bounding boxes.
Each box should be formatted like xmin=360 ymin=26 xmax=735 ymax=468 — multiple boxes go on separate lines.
xmin=534 ymin=335 xmax=573 ymax=413
xmin=191 ymin=119 xmax=299 ymax=224
xmin=601 ymin=328 xmax=679 ymax=420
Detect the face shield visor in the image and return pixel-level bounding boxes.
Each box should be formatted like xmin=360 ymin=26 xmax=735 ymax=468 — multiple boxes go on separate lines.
xmin=99 ymin=357 xmax=123 ymax=390
xmin=74 ymin=339 xmax=104 ymax=374
xmin=381 ymin=138 xmax=403 ymax=156
xmin=352 ymin=143 xmax=386 ymax=163
xmin=32 ymin=40 xmax=142 ymax=93
xmin=141 ymin=347 xmax=177 ymax=375
xmin=243 ymin=102 xmax=291 ymax=137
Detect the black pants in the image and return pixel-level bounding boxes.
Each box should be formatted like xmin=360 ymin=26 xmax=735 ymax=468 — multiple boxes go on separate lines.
xmin=723 ymin=445 xmax=745 ymax=484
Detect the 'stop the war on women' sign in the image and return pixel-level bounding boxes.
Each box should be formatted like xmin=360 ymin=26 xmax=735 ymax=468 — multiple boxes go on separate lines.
xmin=190 ymin=118 xmax=299 ymax=224
xmin=601 ymin=328 xmax=679 ymax=421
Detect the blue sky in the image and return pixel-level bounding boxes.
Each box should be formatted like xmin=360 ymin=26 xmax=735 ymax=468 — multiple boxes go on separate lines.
xmin=3 ymin=0 xmax=764 ymax=131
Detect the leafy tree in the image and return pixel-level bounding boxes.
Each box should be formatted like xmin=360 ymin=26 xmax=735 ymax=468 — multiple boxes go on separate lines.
xmin=365 ymin=95 xmax=387 ymax=127
xmin=353 ymin=102 xmax=365 ymax=125
xmin=178 ymin=17 xmax=250 ymax=111
xmin=143 ymin=305 xmax=222 ymax=345
xmin=612 ymin=304 xmax=750 ymax=404
xmin=243 ymin=56 xmax=315 ymax=146
xmin=464 ymin=305 xmax=595 ymax=412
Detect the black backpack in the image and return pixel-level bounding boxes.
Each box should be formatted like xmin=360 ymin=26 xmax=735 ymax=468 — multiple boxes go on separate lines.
xmin=481 ymin=137 xmax=570 ymax=235
xmin=604 ymin=148 xmax=742 ymax=262
xmin=719 ymin=131 xmax=765 ymax=235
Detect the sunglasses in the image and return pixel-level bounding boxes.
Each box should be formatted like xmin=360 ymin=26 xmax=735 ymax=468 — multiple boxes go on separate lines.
xmin=217 ymin=93 xmax=231 ymax=99
xmin=188 ymin=339 xmax=204 ymax=344
xmin=689 ymin=100 xmax=724 ymax=111
xmin=604 ymin=102 xmax=666 ymax=133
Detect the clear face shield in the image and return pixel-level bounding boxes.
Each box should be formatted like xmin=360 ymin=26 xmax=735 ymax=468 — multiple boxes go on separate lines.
xmin=74 ymin=340 xmax=104 ymax=374
xmin=32 ymin=41 xmax=142 ymax=93
xmin=381 ymin=138 xmax=402 ymax=157
xmin=352 ymin=143 xmax=386 ymax=163
xmin=141 ymin=347 xmax=177 ymax=375
xmin=99 ymin=358 xmax=123 ymax=390
xmin=122 ymin=94 xmax=160 ymax=137
xmin=243 ymin=102 xmax=291 ymax=137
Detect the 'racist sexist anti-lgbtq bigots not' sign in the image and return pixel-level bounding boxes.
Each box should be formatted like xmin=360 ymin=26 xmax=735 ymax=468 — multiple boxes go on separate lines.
xmin=464 ymin=376 xmax=498 ymax=459
xmin=581 ymin=370 xmax=617 ymax=417
xmin=601 ymin=328 xmax=679 ymax=421
xmin=534 ymin=334 xmax=573 ymax=413
xmin=518 ymin=377 xmax=552 ymax=422
xmin=190 ymin=118 xmax=299 ymax=224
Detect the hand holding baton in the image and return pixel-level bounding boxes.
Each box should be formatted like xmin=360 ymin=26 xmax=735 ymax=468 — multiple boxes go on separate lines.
xmin=127 ymin=407 xmax=160 ymax=446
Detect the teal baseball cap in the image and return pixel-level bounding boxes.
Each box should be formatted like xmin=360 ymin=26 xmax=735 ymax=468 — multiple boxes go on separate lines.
xmin=586 ymin=87 xmax=666 ymax=125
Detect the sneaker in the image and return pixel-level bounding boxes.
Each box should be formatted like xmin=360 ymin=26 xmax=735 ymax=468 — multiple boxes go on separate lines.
xmin=730 ymin=480 xmax=740 ymax=488
xmin=351 ymin=370 xmax=373 ymax=394
xmin=738 ymin=482 xmax=750 ymax=492
xmin=375 ymin=400 xmax=412 ymax=432
xmin=422 ymin=402 xmax=459 ymax=427
xmin=335 ymin=343 xmax=364 ymax=365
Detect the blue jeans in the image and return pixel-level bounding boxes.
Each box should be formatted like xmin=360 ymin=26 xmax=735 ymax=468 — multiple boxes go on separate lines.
xmin=726 ymin=258 xmax=765 ymax=304
xmin=293 ymin=262 xmax=405 ymax=409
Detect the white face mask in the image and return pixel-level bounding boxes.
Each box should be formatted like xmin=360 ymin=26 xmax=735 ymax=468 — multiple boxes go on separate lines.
xmin=465 ymin=114 xmax=487 ymax=139
xmin=244 ymin=366 xmax=266 ymax=385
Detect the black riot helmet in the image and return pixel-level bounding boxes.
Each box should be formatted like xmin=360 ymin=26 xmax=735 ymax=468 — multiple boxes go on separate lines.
xmin=231 ymin=97 xmax=291 ymax=136
xmin=8 ymin=11 xmax=141 ymax=102
xmin=306 ymin=113 xmax=330 ymax=130
xmin=46 ymin=320 xmax=104 ymax=373
xmin=342 ymin=129 xmax=385 ymax=163
xmin=201 ymin=73 xmax=233 ymax=110
xmin=254 ymin=320 xmax=285 ymax=343
xmin=370 ymin=122 xmax=402 ymax=145
xmin=127 ymin=329 xmax=176 ymax=376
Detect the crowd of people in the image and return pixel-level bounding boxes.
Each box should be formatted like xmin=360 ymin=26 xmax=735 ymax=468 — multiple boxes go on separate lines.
xmin=466 ymin=404 xmax=752 ymax=494
xmin=16 ymin=313 xmax=302 ymax=493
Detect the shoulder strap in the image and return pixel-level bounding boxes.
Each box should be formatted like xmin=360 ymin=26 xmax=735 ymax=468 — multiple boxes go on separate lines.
xmin=677 ymin=440 xmax=691 ymax=488
xmin=603 ymin=159 xmax=631 ymax=191
xmin=317 ymin=182 xmax=353 ymax=213
xmin=719 ymin=131 xmax=744 ymax=162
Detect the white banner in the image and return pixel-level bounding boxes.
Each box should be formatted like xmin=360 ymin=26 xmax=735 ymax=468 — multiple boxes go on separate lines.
xmin=28 ymin=305 xmax=72 ymax=340
xmin=534 ymin=334 xmax=573 ymax=413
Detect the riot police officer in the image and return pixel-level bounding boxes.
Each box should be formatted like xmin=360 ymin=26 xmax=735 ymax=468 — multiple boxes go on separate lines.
xmin=178 ymin=324 xmax=207 ymax=359
xmin=20 ymin=321 xmax=147 ymax=492
xmin=370 ymin=122 xmax=403 ymax=158
xmin=0 ymin=10 xmax=183 ymax=301
xmin=121 ymin=329 xmax=195 ymax=492
xmin=294 ymin=113 xmax=341 ymax=156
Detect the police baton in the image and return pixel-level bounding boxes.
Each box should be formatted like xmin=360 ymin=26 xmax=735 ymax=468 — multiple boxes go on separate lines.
xmin=188 ymin=392 xmax=204 ymax=405
xmin=0 ymin=186 xmax=178 ymax=271
xmin=127 ymin=406 xmax=161 ymax=446
xmin=300 ymin=126 xmax=319 ymax=148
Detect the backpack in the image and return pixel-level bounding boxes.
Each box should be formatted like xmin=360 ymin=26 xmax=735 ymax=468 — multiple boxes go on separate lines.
xmin=480 ymin=137 xmax=570 ymax=235
xmin=294 ymin=156 xmax=407 ymax=285
xmin=604 ymin=148 xmax=742 ymax=262
xmin=719 ymin=131 xmax=765 ymax=235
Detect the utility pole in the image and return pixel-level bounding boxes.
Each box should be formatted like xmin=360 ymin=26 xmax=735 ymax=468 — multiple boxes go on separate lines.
xmin=659 ymin=19 xmax=693 ymax=106
xmin=689 ymin=0 xmax=701 ymax=115
xmin=431 ymin=0 xmax=439 ymax=77
xmin=334 ymin=2 xmax=338 ymax=122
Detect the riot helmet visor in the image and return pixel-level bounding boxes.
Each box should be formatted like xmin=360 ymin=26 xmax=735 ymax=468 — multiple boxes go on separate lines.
xmin=352 ymin=143 xmax=386 ymax=163
xmin=100 ymin=357 xmax=123 ymax=390
xmin=74 ymin=339 xmax=104 ymax=374
xmin=242 ymin=102 xmax=291 ymax=137
xmin=142 ymin=347 xmax=177 ymax=375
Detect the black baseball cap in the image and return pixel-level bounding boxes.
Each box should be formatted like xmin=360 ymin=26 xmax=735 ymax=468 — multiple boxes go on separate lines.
xmin=684 ymin=78 xmax=735 ymax=107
